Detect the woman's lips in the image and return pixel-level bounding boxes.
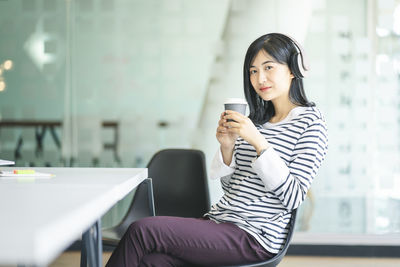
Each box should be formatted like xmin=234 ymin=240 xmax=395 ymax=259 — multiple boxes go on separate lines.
xmin=260 ymin=86 xmax=271 ymax=92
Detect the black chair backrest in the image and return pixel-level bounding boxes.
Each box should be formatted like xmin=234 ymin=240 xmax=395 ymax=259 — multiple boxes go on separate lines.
xmin=219 ymin=209 xmax=297 ymax=267
xmin=110 ymin=178 xmax=155 ymax=238
xmin=265 ymin=209 xmax=297 ymax=266
xmin=147 ymin=149 xmax=210 ymax=218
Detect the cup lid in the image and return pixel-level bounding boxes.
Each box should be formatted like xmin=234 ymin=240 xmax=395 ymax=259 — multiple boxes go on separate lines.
xmin=224 ymin=98 xmax=247 ymax=105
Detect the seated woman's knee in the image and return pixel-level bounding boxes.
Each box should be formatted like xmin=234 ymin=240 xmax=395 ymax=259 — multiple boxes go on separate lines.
xmin=128 ymin=216 xmax=158 ymax=233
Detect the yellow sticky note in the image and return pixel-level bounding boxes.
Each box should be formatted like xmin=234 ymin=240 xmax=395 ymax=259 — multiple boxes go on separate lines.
xmin=13 ymin=170 xmax=35 ymax=174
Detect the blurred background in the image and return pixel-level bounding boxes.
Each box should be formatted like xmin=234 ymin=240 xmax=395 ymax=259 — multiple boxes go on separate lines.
xmin=0 ymin=0 xmax=399 ymax=249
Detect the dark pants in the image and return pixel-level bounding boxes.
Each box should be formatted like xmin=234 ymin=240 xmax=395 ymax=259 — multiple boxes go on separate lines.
xmin=106 ymin=216 xmax=274 ymax=267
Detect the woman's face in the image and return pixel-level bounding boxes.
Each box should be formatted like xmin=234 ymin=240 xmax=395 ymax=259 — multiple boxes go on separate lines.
xmin=249 ymin=50 xmax=294 ymax=103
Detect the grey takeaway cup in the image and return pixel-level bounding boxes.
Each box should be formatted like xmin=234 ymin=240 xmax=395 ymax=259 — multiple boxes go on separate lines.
xmin=224 ymin=98 xmax=247 ymax=122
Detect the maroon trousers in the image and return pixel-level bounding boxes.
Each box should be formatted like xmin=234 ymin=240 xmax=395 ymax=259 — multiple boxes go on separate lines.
xmin=105 ymin=216 xmax=274 ymax=267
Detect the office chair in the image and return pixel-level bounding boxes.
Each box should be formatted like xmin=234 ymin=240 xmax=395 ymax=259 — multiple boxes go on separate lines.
xmin=102 ymin=178 xmax=155 ymax=246
xmin=102 ymin=149 xmax=210 ymax=246
xmin=218 ymin=209 xmax=298 ymax=267
xmin=147 ymin=149 xmax=210 ymax=217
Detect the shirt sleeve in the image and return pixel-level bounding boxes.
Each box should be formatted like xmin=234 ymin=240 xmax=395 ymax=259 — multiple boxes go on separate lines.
xmin=209 ymin=148 xmax=236 ymax=180
xmin=251 ymin=119 xmax=328 ymax=210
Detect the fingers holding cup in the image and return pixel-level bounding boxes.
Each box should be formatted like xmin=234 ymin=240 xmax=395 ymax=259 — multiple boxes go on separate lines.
xmin=224 ymin=110 xmax=245 ymax=125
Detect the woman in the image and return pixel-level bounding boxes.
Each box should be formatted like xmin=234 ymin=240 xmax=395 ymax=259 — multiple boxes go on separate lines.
xmin=106 ymin=33 xmax=328 ymax=267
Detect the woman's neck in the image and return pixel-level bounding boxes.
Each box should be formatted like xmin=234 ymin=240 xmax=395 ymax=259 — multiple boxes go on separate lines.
xmin=270 ymin=100 xmax=298 ymax=123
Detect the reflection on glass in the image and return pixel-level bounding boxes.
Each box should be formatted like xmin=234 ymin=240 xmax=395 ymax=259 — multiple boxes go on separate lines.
xmin=0 ymin=59 xmax=12 ymax=92
xmin=393 ymin=4 xmax=400 ymax=35
xmin=301 ymin=0 xmax=400 ymax=236
xmin=0 ymin=80 xmax=5 ymax=92
xmin=24 ymin=30 xmax=56 ymax=71
xmin=376 ymin=27 xmax=390 ymax=37
xmin=3 ymin=60 xmax=13 ymax=70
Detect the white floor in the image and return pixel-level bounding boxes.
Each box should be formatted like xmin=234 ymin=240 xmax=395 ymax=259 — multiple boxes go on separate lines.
xmin=45 ymin=252 xmax=400 ymax=267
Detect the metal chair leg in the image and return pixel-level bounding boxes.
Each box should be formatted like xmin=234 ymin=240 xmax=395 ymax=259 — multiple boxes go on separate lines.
xmin=146 ymin=178 xmax=156 ymax=216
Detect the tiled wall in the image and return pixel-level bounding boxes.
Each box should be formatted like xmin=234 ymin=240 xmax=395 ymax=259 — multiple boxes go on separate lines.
xmin=0 ymin=0 xmax=230 ymax=167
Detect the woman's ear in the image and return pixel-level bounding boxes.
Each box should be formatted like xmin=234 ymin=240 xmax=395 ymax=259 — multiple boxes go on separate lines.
xmin=290 ymin=73 xmax=295 ymax=79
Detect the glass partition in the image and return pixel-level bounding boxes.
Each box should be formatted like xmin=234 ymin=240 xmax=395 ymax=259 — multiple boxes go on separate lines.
xmin=296 ymin=0 xmax=400 ymax=240
xmin=0 ymin=0 xmax=67 ymax=167
xmin=0 ymin=0 xmax=399 ymax=240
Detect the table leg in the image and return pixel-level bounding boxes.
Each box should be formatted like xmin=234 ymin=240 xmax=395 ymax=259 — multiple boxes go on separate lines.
xmin=14 ymin=135 xmax=23 ymax=161
xmin=80 ymin=219 xmax=102 ymax=267
xmin=34 ymin=126 xmax=47 ymax=157
xmin=49 ymin=126 xmax=61 ymax=149
xmin=80 ymin=239 xmax=87 ymax=267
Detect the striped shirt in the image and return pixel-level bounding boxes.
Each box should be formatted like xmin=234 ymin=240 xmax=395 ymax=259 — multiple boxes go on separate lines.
xmin=205 ymin=106 xmax=328 ymax=254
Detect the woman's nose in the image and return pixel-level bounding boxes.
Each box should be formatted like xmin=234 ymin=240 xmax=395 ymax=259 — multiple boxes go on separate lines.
xmin=258 ymin=71 xmax=267 ymax=84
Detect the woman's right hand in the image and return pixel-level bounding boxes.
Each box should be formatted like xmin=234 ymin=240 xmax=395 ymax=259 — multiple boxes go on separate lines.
xmin=216 ymin=111 xmax=239 ymax=150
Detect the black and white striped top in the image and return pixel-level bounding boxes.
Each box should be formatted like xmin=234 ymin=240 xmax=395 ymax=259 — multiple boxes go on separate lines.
xmin=205 ymin=106 xmax=328 ymax=254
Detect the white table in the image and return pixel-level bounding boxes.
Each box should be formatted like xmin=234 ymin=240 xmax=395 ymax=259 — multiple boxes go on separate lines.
xmin=0 ymin=167 xmax=148 ymax=266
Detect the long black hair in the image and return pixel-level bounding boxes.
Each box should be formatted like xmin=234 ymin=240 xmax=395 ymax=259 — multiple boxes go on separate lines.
xmin=243 ymin=33 xmax=314 ymax=125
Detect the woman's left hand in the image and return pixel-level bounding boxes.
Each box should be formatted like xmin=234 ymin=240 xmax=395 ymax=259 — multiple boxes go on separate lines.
xmin=223 ymin=110 xmax=269 ymax=154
